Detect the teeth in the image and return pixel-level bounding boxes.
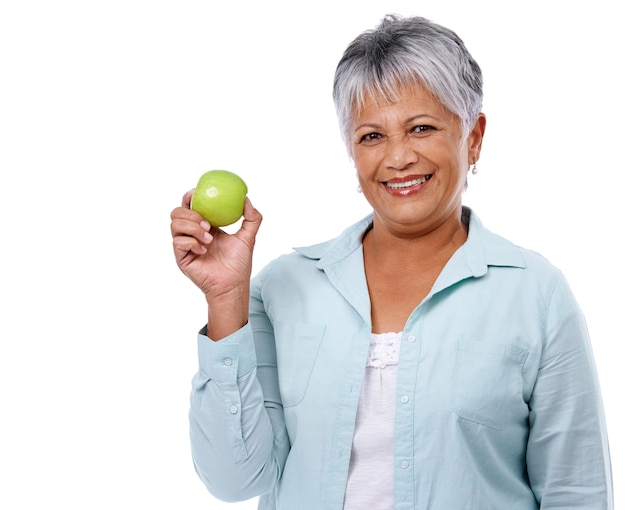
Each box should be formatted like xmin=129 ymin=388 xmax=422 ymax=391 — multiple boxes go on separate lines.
xmin=386 ymin=175 xmax=430 ymax=189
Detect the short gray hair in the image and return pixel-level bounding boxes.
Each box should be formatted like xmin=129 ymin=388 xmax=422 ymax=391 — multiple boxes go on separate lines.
xmin=333 ymin=15 xmax=483 ymax=150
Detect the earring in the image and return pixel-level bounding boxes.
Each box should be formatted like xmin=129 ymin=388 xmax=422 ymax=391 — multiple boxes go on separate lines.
xmin=357 ymin=185 xmax=362 ymax=193
xmin=470 ymin=159 xmax=478 ymax=175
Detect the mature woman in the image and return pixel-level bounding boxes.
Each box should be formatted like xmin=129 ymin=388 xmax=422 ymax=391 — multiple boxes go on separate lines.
xmin=170 ymin=15 xmax=613 ymax=509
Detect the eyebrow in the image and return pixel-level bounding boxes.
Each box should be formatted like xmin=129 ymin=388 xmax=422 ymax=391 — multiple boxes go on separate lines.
xmin=352 ymin=122 xmax=382 ymax=132
xmin=352 ymin=114 xmax=442 ymax=133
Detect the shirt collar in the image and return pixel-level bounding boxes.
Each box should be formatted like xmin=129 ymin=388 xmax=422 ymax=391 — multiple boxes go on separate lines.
xmin=294 ymin=206 xmax=527 ymax=276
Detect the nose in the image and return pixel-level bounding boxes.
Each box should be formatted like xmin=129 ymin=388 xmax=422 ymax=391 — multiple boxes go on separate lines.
xmin=384 ymin=133 xmax=418 ymax=171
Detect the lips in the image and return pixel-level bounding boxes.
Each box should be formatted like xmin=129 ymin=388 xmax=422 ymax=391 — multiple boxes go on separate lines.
xmin=383 ymin=174 xmax=432 ymax=195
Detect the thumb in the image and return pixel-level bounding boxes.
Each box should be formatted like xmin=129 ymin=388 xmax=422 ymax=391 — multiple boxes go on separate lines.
xmin=238 ymin=197 xmax=263 ymax=243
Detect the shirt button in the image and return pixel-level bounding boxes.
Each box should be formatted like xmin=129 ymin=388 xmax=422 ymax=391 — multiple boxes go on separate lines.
xmin=401 ymin=460 xmax=410 ymax=469
xmin=223 ymin=357 xmax=233 ymax=366
xmin=400 ymin=395 xmax=409 ymax=404
xmin=407 ymin=335 xmax=416 ymax=343
xmin=229 ymin=405 xmax=238 ymax=414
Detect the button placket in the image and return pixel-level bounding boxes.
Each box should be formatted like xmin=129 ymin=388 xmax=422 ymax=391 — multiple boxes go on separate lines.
xmin=393 ymin=326 xmax=422 ymax=508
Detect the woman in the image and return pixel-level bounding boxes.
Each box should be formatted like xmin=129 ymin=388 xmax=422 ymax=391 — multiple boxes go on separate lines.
xmin=170 ymin=15 xmax=613 ymax=509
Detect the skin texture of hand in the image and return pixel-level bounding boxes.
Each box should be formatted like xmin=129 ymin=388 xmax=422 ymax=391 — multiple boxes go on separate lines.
xmin=170 ymin=190 xmax=263 ymax=339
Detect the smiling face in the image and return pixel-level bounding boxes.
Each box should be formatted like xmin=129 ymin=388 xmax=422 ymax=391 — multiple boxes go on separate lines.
xmin=351 ymin=82 xmax=485 ymax=238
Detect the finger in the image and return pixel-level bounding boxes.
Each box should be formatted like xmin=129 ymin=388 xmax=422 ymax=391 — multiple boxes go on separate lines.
xmin=170 ymin=215 xmax=213 ymax=244
xmin=238 ymin=197 xmax=263 ymax=242
xmin=173 ymin=236 xmax=208 ymax=259
xmin=171 ymin=204 xmax=210 ymax=229
xmin=182 ymin=189 xmax=195 ymax=208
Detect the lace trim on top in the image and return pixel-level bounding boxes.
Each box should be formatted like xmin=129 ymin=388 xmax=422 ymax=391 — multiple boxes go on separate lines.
xmin=366 ymin=332 xmax=402 ymax=369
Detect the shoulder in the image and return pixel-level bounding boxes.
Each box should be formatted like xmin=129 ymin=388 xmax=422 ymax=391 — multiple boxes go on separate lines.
xmin=293 ymin=214 xmax=373 ymax=262
xmin=467 ymin=207 xmax=562 ymax=278
xmin=251 ymin=214 xmax=372 ymax=289
xmin=462 ymin=208 xmax=573 ymax=316
xmin=258 ymin=214 xmax=372 ymax=271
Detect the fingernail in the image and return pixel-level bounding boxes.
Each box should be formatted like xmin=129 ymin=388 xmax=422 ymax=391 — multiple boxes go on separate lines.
xmin=200 ymin=221 xmax=210 ymax=230
xmin=203 ymin=231 xmax=212 ymax=241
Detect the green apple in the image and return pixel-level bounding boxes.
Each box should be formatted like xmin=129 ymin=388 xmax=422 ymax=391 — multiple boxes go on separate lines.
xmin=191 ymin=170 xmax=248 ymax=227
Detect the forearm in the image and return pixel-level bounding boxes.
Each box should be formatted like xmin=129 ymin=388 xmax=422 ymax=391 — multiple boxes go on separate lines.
xmin=205 ymin=286 xmax=250 ymax=341
xmin=190 ymin=324 xmax=288 ymax=502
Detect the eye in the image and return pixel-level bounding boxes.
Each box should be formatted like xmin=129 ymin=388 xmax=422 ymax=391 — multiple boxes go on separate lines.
xmin=412 ymin=125 xmax=435 ymax=134
xmin=358 ymin=132 xmax=384 ymax=145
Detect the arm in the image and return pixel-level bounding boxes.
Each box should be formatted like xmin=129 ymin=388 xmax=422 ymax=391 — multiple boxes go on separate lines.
xmin=526 ymin=274 xmax=613 ymax=508
xmin=171 ymin=192 xmax=289 ymax=500
xmin=189 ymin=317 xmax=289 ymax=502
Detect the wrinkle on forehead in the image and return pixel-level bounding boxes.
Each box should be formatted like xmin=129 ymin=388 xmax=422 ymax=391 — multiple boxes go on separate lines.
xmin=354 ymin=81 xmax=458 ymax=127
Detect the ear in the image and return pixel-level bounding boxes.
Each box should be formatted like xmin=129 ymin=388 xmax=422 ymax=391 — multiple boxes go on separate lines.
xmin=467 ymin=113 xmax=487 ymax=164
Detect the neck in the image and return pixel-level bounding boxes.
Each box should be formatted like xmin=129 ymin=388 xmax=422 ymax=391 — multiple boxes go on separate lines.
xmin=363 ymin=208 xmax=468 ymax=270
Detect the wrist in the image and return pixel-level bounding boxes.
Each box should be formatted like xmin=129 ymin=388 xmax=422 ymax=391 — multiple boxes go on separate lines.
xmin=205 ymin=287 xmax=250 ymax=341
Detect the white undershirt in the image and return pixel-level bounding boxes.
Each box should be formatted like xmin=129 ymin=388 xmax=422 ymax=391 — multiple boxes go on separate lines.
xmin=343 ymin=332 xmax=402 ymax=509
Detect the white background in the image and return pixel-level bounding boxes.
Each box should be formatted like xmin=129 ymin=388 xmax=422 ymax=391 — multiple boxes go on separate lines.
xmin=1 ymin=1 xmax=623 ymax=508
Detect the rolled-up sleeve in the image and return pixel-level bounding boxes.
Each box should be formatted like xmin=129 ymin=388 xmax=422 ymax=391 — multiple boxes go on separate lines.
xmin=189 ymin=322 xmax=288 ymax=502
xmin=526 ymin=274 xmax=613 ymax=508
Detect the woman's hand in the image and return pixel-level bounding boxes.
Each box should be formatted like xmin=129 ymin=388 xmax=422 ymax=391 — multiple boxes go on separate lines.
xmin=170 ymin=190 xmax=263 ymax=337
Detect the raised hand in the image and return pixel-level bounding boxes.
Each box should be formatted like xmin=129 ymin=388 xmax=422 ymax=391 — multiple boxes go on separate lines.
xmin=170 ymin=190 xmax=263 ymax=339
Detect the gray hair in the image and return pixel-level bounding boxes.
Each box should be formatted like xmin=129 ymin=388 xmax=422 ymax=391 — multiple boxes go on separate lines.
xmin=333 ymin=15 xmax=483 ymax=151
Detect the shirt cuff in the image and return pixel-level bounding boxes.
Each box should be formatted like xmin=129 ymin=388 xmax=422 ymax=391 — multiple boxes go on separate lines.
xmin=197 ymin=323 xmax=257 ymax=382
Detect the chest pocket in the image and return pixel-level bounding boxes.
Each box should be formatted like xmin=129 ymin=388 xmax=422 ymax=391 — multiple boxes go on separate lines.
xmin=274 ymin=320 xmax=326 ymax=407
xmin=453 ymin=339 xmax=529 ymax=430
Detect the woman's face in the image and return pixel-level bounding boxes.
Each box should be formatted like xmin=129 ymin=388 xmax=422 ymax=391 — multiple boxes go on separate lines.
xmin=351 ymin=82 xmax=485 ymax=237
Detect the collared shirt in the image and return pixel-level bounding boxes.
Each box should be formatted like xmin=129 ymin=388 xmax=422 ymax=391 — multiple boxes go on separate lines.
xmin=189 ymin=208 xmax=613 ymax=510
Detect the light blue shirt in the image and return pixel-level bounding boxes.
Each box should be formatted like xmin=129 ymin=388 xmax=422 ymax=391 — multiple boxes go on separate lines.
xmin=189 ymin=208 xmax=613 ymax=509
